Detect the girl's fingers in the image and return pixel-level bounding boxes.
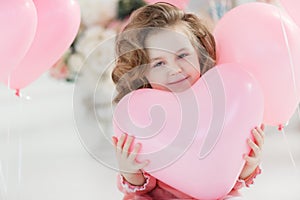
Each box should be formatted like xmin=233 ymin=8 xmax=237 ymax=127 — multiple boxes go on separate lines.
xmin=243 ymin=154 xmax=257 ymax=164
xmin=112 ymin=136 xmax=118 ymax=147
xmin=256 ymin=126 xmax=265 ymax=140
xmin=136 ymin=160 xmax=150 ymax=170
xmin=128 ymin=143 xmax=142 ymax=162
xmin=252 ymin=129 xmax=263 ymax=148
xmin=117 ymin=133 xmax=127 ymax=154
xmin=128 ymin=143 xmax=149 ymax=170
xmin=248 ymin=139 xmax=260 ymax=156
xmin=123 ymin=135 xmax=134 ymax=157
xmin=260 ymin=123 xmax=265 ymax=131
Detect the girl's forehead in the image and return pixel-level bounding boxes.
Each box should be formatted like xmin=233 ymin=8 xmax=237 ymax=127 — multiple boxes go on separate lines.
xmin=144 ymin=28 xmax=194 ymax=53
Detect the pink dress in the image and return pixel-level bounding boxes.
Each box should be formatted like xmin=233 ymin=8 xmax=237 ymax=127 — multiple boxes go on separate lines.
xmin=117 ymin=166 xmax=261 ymax=200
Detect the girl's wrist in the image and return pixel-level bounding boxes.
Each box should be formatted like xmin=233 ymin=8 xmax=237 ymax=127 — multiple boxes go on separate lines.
xmin=121 ymin=170 xmax=146 ymax=186
xmin=239 ymin=164 xmax=259 ymax=180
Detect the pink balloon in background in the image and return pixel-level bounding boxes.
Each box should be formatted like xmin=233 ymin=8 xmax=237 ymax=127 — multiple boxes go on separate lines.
xmin=113 ymin=63 xmax=264 ymax=199
xmin=214 ymin=2 xmax=300 ymax=127
xmin=144 ymin=0 xmax=189 ymax=10
xmin=0 ymin=0 xmax=37 ymax=85
xmin=9 ymin=0 xmax=81 ymax=90
xmin=280 ymin=0 xmax=300 ymax=28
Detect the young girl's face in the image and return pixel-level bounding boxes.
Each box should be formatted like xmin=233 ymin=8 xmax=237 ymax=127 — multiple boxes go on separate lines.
xmin=145 ymin=27 xmax=201 ymax=93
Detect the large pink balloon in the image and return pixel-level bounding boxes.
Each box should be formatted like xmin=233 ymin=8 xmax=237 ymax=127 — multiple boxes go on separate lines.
xmin=9 ymin=0 xmax=81 ymax=90
xmin=0 ymin=0 xmax=37 ymax=85
xmin=280 ymin=0 xmax=300 ymax=28
xmin=113 ymin=63 xmax=264 ymax=199
xmin=214 ymin=3 xmax=300 ymax=127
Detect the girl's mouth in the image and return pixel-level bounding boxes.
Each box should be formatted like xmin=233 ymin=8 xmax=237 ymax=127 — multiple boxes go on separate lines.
xmin=168 ymin=76 xmax=189 ymax=85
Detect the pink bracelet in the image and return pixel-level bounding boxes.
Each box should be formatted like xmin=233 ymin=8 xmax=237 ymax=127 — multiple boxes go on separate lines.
xmin=119 ymin=172 xmax=151 ymax=193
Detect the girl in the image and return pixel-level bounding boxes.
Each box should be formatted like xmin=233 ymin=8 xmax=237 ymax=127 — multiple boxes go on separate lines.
xmin=111 ymin=3 xmax=264 ymax=199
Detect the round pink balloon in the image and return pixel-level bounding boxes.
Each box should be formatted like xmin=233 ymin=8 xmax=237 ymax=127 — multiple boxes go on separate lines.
xmin=113 ymin=63 xmax=264 ymax=199
xmin=280 ymin=0 xmax=300 ymax=28
xmin=0 ymin=0 xmax=37 ymax=85
xmin=9 ymin=0 xmax=81 ymax=90
xmin=214 ymin=2 xmax=300 ymax=127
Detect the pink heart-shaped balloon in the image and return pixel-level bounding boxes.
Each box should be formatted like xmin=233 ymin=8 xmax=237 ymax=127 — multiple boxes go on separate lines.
xmin=113 ymin=63 xmax=264 ymax=199
xmin=9 ymin=0 xmax=81 ymax=90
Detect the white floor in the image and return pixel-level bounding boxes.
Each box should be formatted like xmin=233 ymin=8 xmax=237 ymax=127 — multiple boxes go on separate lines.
xmin=0 ymin=73 xmax=299 ymax=200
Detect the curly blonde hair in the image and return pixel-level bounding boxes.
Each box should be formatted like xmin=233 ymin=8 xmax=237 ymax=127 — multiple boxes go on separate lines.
xmin=112 ymin=2 xmax=216 ymax=103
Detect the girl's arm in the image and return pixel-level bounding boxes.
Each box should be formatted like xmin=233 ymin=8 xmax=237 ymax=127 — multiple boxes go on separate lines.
xmin=113 ymin=134 xmax=157 ymax=195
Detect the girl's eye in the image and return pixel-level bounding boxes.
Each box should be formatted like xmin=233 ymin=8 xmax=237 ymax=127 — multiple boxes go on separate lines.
xmin=178 ymin=53 xmax=188 ymax=59
xmin=153 ymin=61 xmax=165 ymax=68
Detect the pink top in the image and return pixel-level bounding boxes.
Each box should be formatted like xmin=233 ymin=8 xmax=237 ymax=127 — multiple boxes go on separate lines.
xmin=117 ymin=166 xmax=261 ymax=199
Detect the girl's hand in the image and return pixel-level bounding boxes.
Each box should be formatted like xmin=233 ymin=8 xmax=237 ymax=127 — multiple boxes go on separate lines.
xmin=239 ymin=124 xmax=265 ymax=180
xmin=112 ymin=133 xmax=149 ymax=186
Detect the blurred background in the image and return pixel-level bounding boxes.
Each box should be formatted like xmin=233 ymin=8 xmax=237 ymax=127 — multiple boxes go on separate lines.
xmin=0 ymin=0 xmax=299 ymax=199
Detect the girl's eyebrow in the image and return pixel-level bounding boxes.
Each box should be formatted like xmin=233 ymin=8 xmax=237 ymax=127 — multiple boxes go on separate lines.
xmin=150 ymin=57 xmax=163 ymax=62
xmin=150 ymin=48 xmax=188 ymax=62
xmin=176 ymin=48 xmax=187 ymax=53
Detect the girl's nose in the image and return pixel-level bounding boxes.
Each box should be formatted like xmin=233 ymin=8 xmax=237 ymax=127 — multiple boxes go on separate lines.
xmin=170 ymin=63 xmax=183 ymax=75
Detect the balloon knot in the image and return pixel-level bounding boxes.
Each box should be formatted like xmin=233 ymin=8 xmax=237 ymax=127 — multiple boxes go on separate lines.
xmin=278 ymin=124 xmax=284 ymax=131
xmin=15 ymin=89 xmax=20 ymax=97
